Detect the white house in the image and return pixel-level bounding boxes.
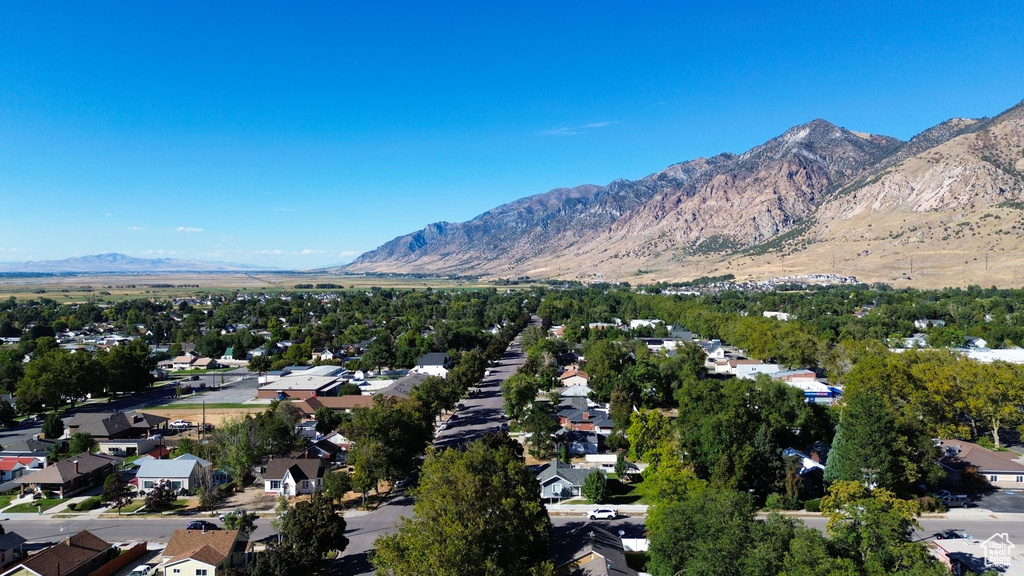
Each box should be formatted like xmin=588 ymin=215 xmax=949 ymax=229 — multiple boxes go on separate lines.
xmin=413 ymin=353 xmax=453 ymax=378
xmin=559 ymin=368 xmax=590 ymax=388
xmin=733 ymin=360 xmax=780 ymax=379
xmin=629 ymin=319 xmax=663 ymax=330
xmin=762 ymin=311 xmax=790 ymax=321
xmin=263 ymin=458 xmax=327 ymax=496
xmin=162 ymin=529 xmax=248 ymax=576
xmin=965 ymin=336 xmax=989 ymax=349
xmin=914 ymin=319 xmax=946 ymax=330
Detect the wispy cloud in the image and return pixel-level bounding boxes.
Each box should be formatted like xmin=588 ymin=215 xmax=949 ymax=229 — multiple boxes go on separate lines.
xmin=538 ymin=121 xmax=617 ymax=136
xmin=174 ymin=226 xmax=203 ymax=233
xmin=128 ymin=226 xmax=145 ymax=231
xmin=300 ymin=249 xmax=329 ymax=255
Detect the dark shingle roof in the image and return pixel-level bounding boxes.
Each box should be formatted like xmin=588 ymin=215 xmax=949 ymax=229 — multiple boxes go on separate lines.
xmin=17 ymin=453 xmax=118 ymax=486
xmin=19 ymin=530 xmax=111 ymax=576
xmin=375 ymin=372 xmax=429 ymax=400
xmin=263 ymin=458 xmax=327 ymax=481
xmin=551 ymin=524 xmax=636 ymax=576
xmin=537 ymin=459 xmax=590 ymax=487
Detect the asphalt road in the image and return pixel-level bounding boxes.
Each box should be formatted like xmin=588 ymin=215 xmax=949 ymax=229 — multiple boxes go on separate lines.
xmin=336 ymin=315 xmax=540 ymax=575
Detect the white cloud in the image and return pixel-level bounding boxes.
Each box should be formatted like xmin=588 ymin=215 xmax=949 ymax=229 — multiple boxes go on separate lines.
xmin=300 ymin=249 xmax=329 ymax=255
xmin=128 ymin=226 xmax=145 ymax=231
xmin=539 ymin=121 xmax=616 ymax=136
xmin=174 ymin=226 xmax=203 ymax=233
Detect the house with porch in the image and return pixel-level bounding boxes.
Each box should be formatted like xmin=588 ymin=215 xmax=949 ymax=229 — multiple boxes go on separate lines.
xmin=263 ymin=458 xmax=327 ymax=496
xmin=15 ymin=453 xmax=118 ymax=498
xmin=537 ymin=459 xmax=591 ymax=501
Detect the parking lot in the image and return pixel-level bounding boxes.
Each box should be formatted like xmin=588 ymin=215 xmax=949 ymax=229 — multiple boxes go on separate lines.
xmin=970 ymin=488 xmax=1024 ymax=513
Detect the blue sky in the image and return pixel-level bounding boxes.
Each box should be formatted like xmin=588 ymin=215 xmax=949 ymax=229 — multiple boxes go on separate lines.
xmin=1 ymin=1 xmax=1022 ymax=269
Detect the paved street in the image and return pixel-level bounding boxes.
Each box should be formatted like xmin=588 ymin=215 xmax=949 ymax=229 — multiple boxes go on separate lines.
xmin=336 ymin=316 xmax=540 ymax=575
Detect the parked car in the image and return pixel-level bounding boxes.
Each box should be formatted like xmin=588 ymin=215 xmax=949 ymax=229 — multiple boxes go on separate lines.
xmin=127 ymin=565 xmax=157 ymax=576
xmin=186 ymin=520 xmax=219 ymax=531
xmin=943 ymin=494 xmax=971 ymax=508
xmin=170 ymin=419 xmax=192 ymax=428
xmin=935 ymin=490 xmax=970 ymax=507
xmin=935 ymin=530 xmax=972 ymax=540
xmin=588 ymin=508 xmax=618 ymax=520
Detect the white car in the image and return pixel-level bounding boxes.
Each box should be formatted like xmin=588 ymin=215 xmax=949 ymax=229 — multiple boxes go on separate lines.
xmin=588 ymin=508 xmax=618 ymax=520
xmin=170 ymin=419 xmax=192 ymax=428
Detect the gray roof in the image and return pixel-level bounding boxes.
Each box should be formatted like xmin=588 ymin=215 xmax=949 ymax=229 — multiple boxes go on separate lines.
xmin=17 ymin=453 xmax=118 ymax=486
xmin=174 ymin=453 xmax=214 ymax=467
xmin=537 ymin=459 xmax=590 ymax=488
xmin=416 ymin=352 xmax=451 ymax=367
xmin=0 ymin=531 xmax=26 ymax=552
xmin=375 ymin=372 xmax=429 ymax=400
xmin=551 ymin=524 xmax=636 ymax=576
xmin=135 ymin=458 xmax=201 ymax=480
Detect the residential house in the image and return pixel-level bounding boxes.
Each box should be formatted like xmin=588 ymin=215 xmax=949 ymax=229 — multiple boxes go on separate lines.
xmin=628 ymin=319 xmax=663 ymax=330
xmin=16 ymin=453 xmax=118 ymax=498
xmin=311 ymin=348 xmax=337 ymax=361
xmin=556 ymin=400 xmax=615 ymax=436
xmin=68 ymin=411 xmax=169 ymax=441
xmin=171 ymin=354 xmax=196 ymax=371
xmin=554 ymin=429 xmax=602 ymax=455
xmin=551 ymin=524 xmax=637 ymax=576
xmin=559 ymin=369 xmax=590 ymax=388
xmin=0 ymin=530 xmax=26 ymax=570
xmin=191 ymin=357 xmax=219 ymax=370
xmin=537 ymin=459 xmax=592 ymax=500
xmin=413 ymin=353 xmax=452 ymax=378
xmin=937 ymin=440 xmax=1024 ymax=489
xmin=549 ymin=325 xmax=566 ymax=339
xmin=292 ymin=439 xmax=345 ymax=464
xmin=135 ymin=455 xmax=208 ymax=493
xmin=263 ymin=458 xmax=327 ymax=496
xmin=294 ymin=395 xmax=373 ymax=420
xmin=964 ymin=336 xmax=989 ymax=349
xmin=731 ymin=359 xmax=780 ymax=379
xmin=0 ymin=531 xmax=113 ymax=576
xmin=375 ymin=372 xmax=429 ymax=400
xmin=638 ymin=338 xmax=677 ymax=354
xmin=914 ymin=319 xmax=946 ymax=330
xmin=162 ymin=529 xmax=248 ymax=576
xmin=902 ymin=333 xmax=929 ymax=348
xmin=699 ymin=339 xmax=727 ymax=360
xmin=763 ymin=311 xmax=790 ymax=321
xmin=0 ymin=457 xmax=45 ymax=482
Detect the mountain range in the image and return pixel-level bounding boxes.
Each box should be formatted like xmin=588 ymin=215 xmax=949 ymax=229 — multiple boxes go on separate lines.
xmin=0 ymin=253 xmax=271 ymax=273
xmin=345 ymin=100 xmax=1024 ymax=288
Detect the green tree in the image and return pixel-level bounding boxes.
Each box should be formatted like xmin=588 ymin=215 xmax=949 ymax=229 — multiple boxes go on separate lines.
xmin=323 ymin=469 xmax=353 ymax=505
xmin=501 ymin=373 xmax=538 ymax=421
xmin=626 ymin=408 xmax=672 ymax=463
xmin=17 ymin=348 xmax=103 ymax=411
xmin=68 ymin=432 xmax=96 ymax=455
xmin=521 ymin=402 xmax=559 ymax=458
xmin=99 ymin=338 xmax=155 ymax=395
xmin=145 ymin=480 xmax=177 ymax=510
xmin=824 ymin=393 xmax=921 ymax=494
xmin=373 ymin=435 xmax=553 ymax=576
xmin=314 ymin=405 xmax=345 ymax=435
xmin=102 ymin=473 xmax=133 ymax=515
xmin=647 ymin=488 xmax=756 ymax=576
xmin=0 ymin=399 xmax=16 ymax=427
xmin=248 ymin=355 xmax=272 ymax=376
xmin=280 ymin=491 xmax=348 ymax=559
xmin=41 ymin=413 xmax=64 ymax=439
xmin=223 ymin=510 xmax=258 ymax=537
xmin=344 ymin=395 xmax=433 ymax=493
xmin=582 ymin=469 xmax=608 ymax=504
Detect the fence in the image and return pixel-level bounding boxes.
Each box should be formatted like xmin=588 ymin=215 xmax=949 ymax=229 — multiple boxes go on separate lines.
xmin=87 ymin=542 xmax=147 ymax=576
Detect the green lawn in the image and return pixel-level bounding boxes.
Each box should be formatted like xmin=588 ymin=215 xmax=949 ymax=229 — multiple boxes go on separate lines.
xmin=0 ymin=495 xmax=14 ymax=509
xmin=113 ymin=499 xmax=146 ymax=514
xmin=7 ymin=498 xmax=69 ymax=513
xmin=576 ymin=479 xmax=645 ymax=505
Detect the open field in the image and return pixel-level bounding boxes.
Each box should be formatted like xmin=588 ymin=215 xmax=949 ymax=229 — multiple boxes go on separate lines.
xmin=0 ymin=272 xmax=507 ymax=302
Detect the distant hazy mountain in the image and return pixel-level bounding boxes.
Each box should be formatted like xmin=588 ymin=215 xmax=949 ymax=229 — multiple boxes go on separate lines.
xmin=344 ymin=100 xmax=1024 ymax=288
xmin=0 ymin=253 xmax=272 ymax=273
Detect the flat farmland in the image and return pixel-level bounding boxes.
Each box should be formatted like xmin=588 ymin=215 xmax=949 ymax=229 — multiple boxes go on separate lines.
xmin=0 ymin=272 xmax=503 ymax=302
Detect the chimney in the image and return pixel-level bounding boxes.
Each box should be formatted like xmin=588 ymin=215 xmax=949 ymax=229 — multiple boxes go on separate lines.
xmin=73 ymin=460 xmax=79 ymax=474
xmin=582 ymin=411 xmax=589 ymax=420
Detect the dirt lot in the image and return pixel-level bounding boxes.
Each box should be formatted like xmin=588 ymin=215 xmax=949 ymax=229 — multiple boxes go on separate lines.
xmin=145 ymin=407 xmax=268 ymax=434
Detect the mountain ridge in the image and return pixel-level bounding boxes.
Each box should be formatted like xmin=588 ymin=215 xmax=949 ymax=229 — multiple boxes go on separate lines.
xmin=344 ymin=100 xmax=1024 ymax=288
xmin=0 ymin=253 xmax=274 ymax=273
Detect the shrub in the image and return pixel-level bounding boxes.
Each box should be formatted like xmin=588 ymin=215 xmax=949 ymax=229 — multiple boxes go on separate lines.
xmin=765 ymin=493 xmax=787 ymax=510
xmin=78 ymin=496 xmax=103 ymax=510
xmin=67 ymin=502 xmax=77 ymax=511
xmin=918 ymin=496 xmax=946 ymax=513
xmin=804 ymin=498 xmax=821 ymax=512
